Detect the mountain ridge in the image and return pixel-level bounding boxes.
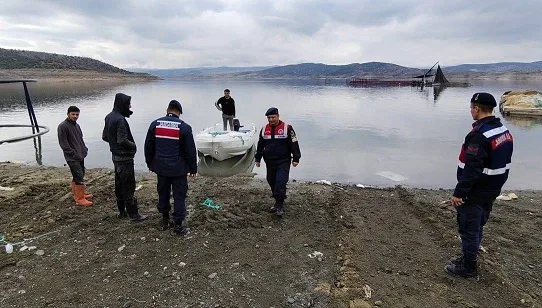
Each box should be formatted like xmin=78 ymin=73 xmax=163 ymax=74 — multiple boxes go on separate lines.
xmin=2 ymin=48 xmax=541 ymax=79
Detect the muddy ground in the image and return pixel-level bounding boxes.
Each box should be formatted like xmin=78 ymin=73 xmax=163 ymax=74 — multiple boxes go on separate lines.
xmin=0 ymin=162 xmax=540 ymax=308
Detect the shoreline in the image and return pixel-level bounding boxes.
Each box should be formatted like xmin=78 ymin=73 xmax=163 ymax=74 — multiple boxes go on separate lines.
xmin=2 ymin=160 xmax=536 ymax=191
xmin=0 ymin=69 xmax=161 ymax=82
xmin=0 ymin=162 xmax=540 ymax=307
xmin=2 ymin=68 xmax=542 ymax=83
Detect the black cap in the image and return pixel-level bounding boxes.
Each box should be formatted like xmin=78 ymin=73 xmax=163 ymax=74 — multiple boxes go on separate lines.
xmin=470 ymin=92 xmax=496 ymax=107
xmin=168 ymin=100 xmax=183 ymax=114
xmin=265 ymin=107 xmax=278 ymax=116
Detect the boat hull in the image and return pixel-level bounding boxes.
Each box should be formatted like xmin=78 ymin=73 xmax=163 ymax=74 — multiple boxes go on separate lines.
xmin=195 ymin=123 xmax=258 ymax=161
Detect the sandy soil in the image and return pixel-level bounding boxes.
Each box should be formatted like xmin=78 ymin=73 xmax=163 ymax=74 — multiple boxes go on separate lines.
xmin=0 ymin=162 xmax=540 ymax=308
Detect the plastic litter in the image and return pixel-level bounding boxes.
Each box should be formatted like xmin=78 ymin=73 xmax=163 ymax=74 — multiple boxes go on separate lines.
xmin=5 ymin=244 xmax=13 ymax=254
xmin=376 ymin=171 xmax=408 ymax=182
xmin=308 ymin=251 xmax=324 ymax=261
xmin=356 ymin=184 xmax=366 ymax=188
xmin=201 ymin=198 xmax=221 ymax=210
xmin=496 ymin=193 xmax=519 ymax=201
xmin=0 ymin=186 xmax=15 ymax=191
xmin=316 ymin=180 xmax=332 ymax=185
xmin=135 ymin=185 xmax=143 ymax=191
xmin=363 ymin=284 xmax=374 ymax=299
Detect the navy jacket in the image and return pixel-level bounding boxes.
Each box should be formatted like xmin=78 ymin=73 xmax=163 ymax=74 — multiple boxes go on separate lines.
xmin=255 ymin=120 xmax=301 ymax=163
xmin=102 ymin=93 xmax=136 ymax=161
xmin=454 ymin=116 xmax=513 ymax=203
xmin=144 ymin=113 xmax=197 ymax=177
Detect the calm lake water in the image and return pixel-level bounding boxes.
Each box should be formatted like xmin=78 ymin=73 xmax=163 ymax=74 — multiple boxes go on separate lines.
xmin=1 ymin=79 xmax=541 ymax=189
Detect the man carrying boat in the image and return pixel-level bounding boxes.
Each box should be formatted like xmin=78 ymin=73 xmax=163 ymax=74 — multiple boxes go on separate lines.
xmin=255 ymin=107 xmax=301 ymax=217
xmin=446 ymin=93 xmax=513 ymax=278
xmin=57 ymin=106 xmax=93 ymax=207
xmin=215 ymin=88 xmax=236 ymax=131
xmin=144 ymin=100 xmax=197 ymax=236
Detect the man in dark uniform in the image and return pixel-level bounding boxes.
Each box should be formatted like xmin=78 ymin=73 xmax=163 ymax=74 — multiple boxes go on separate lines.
xmin=255 ymin=107 xmax=301 ymax=217
xmin=214 ymin=88 xmax=236 ymax=131
xmin=446 ymin=92 xmax=513 ymax=278
xmin=144 ymin=100 xmax=197 ymax=236
xmin=102 ymin=93 xmax=148 ymax=222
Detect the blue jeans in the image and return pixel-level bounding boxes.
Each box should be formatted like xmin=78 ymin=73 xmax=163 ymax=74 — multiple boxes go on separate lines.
xmin=456 ymin=199 xmax=492 ymax=262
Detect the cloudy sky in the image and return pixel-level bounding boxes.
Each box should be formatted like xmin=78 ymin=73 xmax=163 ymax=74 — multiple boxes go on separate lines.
xmin=1 ymin=0 xmax=541 ymax=69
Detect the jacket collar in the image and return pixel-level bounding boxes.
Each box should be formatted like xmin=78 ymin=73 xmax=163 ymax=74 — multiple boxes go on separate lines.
xmin=472 ymin=115 xmax=495 ymax=128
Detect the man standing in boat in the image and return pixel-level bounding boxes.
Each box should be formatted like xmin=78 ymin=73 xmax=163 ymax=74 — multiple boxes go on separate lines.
xmin=144 ymin=100 xmax=197 ymax=236
xmin=446 ymin=92 xmax=513 ymax=278
xmin=255 ymin=107 xmax=301 ymax=217
xmin=215 ymin=88 xmax=236 ymax=131
xmin=57 ymin=106 xmax=93 ymax=207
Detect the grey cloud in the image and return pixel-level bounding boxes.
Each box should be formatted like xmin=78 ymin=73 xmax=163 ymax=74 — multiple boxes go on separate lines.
xmin=1 ymin=0 xmax=541 ymax=68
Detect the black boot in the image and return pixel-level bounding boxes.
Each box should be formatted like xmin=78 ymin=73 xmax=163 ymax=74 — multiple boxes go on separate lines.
xmin=160 ymin=213 xmax=172 ymax=231
xmin=445 ymin=259 xmax=478 ymax=278
xmin=117 ymin=211 xmax=128 ymax=219
xmin=446 ymin=255 xmax=463 ymax=266
xmin=130 ymin=214 xmax=149 ymax=222
xmin=268 ymin=204 xmax=278 ymax=213
xmin=127 ymin=197 xmax=148 ymax=222
xmin=172 ymin=222 xmax=189 ymax=236
xmin=117 ymin=200 xmax=127 ymax=219
xmin=275 ymin=201 xmax=284 ymax=218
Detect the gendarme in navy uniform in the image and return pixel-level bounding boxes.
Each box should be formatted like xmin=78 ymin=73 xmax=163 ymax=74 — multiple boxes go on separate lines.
xmin=255 ymin=107 xmax=301 ymax=217
xmin=445 ymin=92 xmax=513 ymax=278
xmin=144 ymin=100 xmax=197 ymax=236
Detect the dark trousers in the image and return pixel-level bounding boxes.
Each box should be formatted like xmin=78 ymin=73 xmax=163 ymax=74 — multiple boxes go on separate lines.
xmin=457 ymin=199 xmax=492 ymax=262
xmin=265 ymin=160 xmax=291 ymax=205
xmin=113 ymin=160 xmax=138 ymax=216
xmin=222 ymin=114 xmax=234 ymax=131
xmin=157 ymin=175 xmax=188 ymax=224
xmin=67 ymin=160 xmax=85 ymax=185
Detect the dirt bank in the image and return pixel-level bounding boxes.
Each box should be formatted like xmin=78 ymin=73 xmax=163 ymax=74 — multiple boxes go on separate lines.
xmin=0 ymin=163 xmax=540 ymax=308
xmin=0 ymin=69 xmax=159 ymax=82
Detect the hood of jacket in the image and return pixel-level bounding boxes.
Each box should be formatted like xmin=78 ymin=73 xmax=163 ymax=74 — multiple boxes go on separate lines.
xmin=113 ymin=93 xmax=133 ymax=117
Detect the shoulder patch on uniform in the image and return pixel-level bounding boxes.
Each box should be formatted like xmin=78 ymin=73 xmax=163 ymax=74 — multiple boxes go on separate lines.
xmin=465 ymin=143 xmax=479 ymax=155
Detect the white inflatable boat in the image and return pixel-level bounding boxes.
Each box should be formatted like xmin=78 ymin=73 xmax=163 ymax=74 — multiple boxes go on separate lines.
xmin=195 ymin=122 xmax=258 ymax=161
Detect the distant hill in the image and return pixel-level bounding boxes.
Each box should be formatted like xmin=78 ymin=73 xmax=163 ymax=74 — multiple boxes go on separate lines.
xmin=0 ymin=48 xmax=145 ymax=75
xmin=130 ymin=66 xmax=275 ymax=78
xmin=237 ymin=61 xmax=542 ymax=79
xmin=237 ymin=62 xmax=426 ymax=78
xmin=444 ymin=61 xmax=542 ymax=73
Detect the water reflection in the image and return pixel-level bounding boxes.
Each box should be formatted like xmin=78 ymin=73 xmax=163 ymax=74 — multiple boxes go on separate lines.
xmin=33 ymin=136 xmax=43 ymax=165
xmin=198 ymin=145 xmax=256 ymax=177
xmin=415 ymin=84 xmax=447 ymax=103
xmin=502 ymin=115 xmax=542 ymax=129
xmin=0 ymin=80 xmax=150 ymax=110
xmin=433 ymin=85 xmax=447 ymax=101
